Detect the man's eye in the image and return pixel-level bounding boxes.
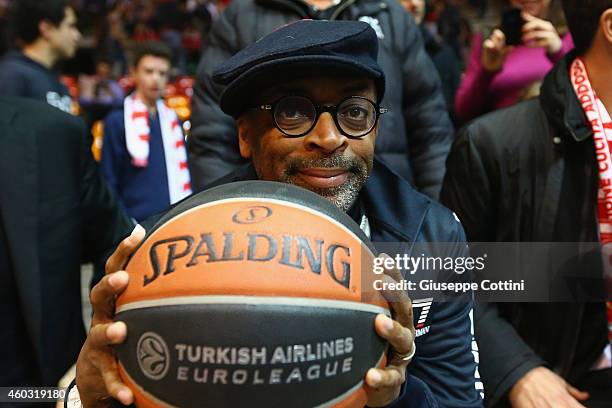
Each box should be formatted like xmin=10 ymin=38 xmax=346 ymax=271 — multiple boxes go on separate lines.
xmin=347 ymin=107 xmax=367 ymax=119
xmin=280 ymin=108 xmax=308 ymax=120
xmin=341 ymin=105 xmax=368 ymax=121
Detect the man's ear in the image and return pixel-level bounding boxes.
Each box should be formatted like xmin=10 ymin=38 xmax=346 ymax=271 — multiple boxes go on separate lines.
xmin=601 ymin=9 xmax=612 ymax=45
xmin=38 ymin=20 xmax=55 ymax=41
xmin=236 ymin=116 xmax=253 ymax=159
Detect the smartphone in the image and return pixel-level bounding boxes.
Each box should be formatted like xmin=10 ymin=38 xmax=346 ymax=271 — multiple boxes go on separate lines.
xmin=501 ymin=7 xmax=524 ymax=46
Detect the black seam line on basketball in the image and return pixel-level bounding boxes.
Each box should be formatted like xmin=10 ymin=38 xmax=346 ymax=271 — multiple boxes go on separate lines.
xmin=115 ymin=295 xmax=391 ymax=317
xmin=119 ymin=365 xmax=176 ymax=408
xmin=137 ymin=196 xmax=375 ymax=256
xmin=313 ymin=350 xmax=386 ymax=408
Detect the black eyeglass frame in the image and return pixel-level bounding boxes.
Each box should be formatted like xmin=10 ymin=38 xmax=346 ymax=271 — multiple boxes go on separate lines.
xmin=253 ymin=95 xmax=388 ymax=139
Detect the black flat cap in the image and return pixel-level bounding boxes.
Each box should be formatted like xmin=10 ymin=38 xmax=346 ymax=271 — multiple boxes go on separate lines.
xmin=212 ymin=20 xmax=386 ymax=118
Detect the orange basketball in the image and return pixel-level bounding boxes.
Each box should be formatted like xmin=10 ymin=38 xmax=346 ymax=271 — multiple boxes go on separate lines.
xmin=115 ymin=181 xmax=389 ymax=408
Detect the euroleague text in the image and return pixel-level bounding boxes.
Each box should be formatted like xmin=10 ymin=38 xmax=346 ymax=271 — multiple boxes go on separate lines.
xmin=173 ymin=337 xmax=355 ymax=385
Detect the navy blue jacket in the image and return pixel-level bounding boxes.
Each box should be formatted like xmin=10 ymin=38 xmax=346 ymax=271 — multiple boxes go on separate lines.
xmin=100 ymin=109 xmax=172 ymax=223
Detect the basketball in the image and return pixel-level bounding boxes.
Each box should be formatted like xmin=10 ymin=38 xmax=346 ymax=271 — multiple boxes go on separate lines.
xmin=114 ymin=181 xmax=390 ymax=408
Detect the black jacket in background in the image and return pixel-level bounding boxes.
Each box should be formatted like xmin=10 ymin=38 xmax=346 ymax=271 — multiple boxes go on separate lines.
xmin=0 ymin=98 xmax=133 ymax=386
xmin=441 ymin=54 xmax=609 ymax=406
xmin=188 ymin=0 xmax=454 ymax=199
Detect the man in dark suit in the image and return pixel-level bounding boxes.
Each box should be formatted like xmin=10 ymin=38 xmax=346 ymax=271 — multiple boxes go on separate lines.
xmin=0 ymin=97 xmax=133 ymax=395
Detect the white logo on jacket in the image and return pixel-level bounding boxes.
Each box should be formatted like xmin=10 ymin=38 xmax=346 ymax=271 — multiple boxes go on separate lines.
xmin=358 ymin=16 xmax=384 ymax=39
xmin=412 ymin=298 xmax=433 ymax=337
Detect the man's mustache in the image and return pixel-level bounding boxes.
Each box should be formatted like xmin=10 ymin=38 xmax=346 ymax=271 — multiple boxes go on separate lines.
xmin=285 ymin=154 xmax=364 ymax=176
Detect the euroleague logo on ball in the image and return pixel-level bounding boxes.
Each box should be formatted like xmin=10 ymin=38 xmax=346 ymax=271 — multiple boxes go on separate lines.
xmin=232 ymin=205 xmax=273 ymax=224
xmin=137 ymin=332 xmax=170 ymax=381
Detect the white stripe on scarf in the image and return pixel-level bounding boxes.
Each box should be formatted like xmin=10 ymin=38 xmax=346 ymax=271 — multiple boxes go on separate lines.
xmin=124 ymin=93 xmax=192 ymax=204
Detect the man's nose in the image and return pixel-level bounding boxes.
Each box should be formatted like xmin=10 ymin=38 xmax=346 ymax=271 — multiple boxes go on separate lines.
xmin=302 ymin=112 xmax=348 ymax=153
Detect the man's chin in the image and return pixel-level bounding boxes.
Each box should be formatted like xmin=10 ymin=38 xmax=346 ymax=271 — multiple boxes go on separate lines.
xmin=285 ymin=178 xmax=358 ymax=212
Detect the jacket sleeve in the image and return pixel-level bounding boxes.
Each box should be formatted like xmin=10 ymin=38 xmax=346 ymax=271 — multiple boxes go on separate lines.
xmin=100 ymin=113 xmax=124 ymax=201
xmin=78 ymin=116 xmax=133 ymax=263
xmin=546 ymin=33 xmax=574 ymax=65
xmin=440 ymin=126 xmax=545 ymax=406
xmin=453 ymin=33 xmax=498 ymax=124
xmin=188 ymin=6 xmax=246 ymax=191
xmin=398 ymin=10 xmax=454 ymax=200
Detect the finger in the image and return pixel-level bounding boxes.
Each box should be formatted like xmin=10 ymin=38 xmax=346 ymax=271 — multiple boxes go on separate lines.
xmin=566 ymin=384 xmax=589 ymax=401
xmin=521 ymin=11 xmax=538 ymax=22
xmin=90 ymin=271 xmax=129 ymax=322
xmin=378 ymin=253 xmax=403 ymax=283
xmin=522 ymin=19 xmax=552 ymax=33
xmin=522 ymin=31 xmax=543 ymax=43
xmin=483 ymin=39 xmax=497 ymax=51
xmin=89 ymin=321 xmax=128 ymax=348
xmin=374 ymin=314 xmax=414 ymax=360
xmin=97 ymin=357 xmax=134 ymax=406
xmin=491 ymin=30 xmax=506 ymax=48
xmin=491 ymin=29 xmax=505 ymax=41
xmin=377 ymin=274 xmax=413 ymax=325
xmin=106 ymin=224 xmax=146 ymax=274
xmin=365 ymin=367 xmax=405 ymax=389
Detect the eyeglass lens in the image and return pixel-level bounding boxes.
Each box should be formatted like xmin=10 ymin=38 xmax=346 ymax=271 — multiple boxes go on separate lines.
xmin=273 ymin=96 xmax=376 ymax=137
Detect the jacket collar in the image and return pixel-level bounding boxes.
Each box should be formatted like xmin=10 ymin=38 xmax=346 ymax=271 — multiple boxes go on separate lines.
xmin=361 ymin=158 xmax=429 ymax=242
xmin=539 ymin=51 xmax=593 ymax=142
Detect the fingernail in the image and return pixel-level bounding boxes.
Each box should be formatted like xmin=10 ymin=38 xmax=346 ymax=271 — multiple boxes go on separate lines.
xmin=108 ymin=322 xmax=126 ymax=338
xmin=368 ymin=370 xmax=382 ymax=386
xmin=117 ymin=389 xmax=132 ymax=404
xmin=108 ymin=273 xmax=118 ymax=288
xmin=383 ymin=315 xmax=394 ymax=332
xmin=108 ymin=272 xmax=124 ymax=288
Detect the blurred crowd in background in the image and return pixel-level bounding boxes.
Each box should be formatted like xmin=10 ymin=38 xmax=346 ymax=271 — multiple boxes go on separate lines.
xmin=0 ymin=0 xmax=546 ymax=145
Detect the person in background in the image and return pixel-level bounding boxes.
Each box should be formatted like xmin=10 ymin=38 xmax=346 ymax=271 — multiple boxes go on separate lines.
xmin=100 ymin=41 xmax=191 ymax=224
xmin=78 ymin=57 xmax=125 ymax=124
xmin=0 ymin=0 xmax=81 ymax=113
xmin=442 ymin=0 xmax=612 ymax=406
xmin=454 ymin=0 xmax=573 ymax=124
xmin=188 ymin=0 xmax=455 ymax=200
xmin=401 ymin=0 xmax=462 ymax=119
xmin=0 ymin=97 xmax=132 ymax=397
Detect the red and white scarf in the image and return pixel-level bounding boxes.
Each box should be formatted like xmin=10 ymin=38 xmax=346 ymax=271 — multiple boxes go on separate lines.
xmin=124 ymin=93 xmax=192 ymax=204
xmin=570 ymin=58 xmax=612 ymax=353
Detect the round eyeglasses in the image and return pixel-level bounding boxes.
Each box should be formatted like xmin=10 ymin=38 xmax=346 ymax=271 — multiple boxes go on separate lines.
xmin=253 ymin=95 xmax=388 ymax=138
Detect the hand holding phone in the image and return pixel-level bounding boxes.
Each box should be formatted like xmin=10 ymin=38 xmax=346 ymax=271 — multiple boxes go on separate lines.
xmin=481 ymin=29 xmax=513 ymax=73
xmin=521 ymin=11 xmax=563 ymax=54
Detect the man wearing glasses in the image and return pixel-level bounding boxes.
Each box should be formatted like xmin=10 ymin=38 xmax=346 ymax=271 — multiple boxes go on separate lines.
xmin=70 ymin=20 xmax=480 ymax=408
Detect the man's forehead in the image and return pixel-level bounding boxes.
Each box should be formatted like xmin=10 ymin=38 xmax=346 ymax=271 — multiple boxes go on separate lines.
xmin=261 ymin=76 xmax=376 ymax=101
